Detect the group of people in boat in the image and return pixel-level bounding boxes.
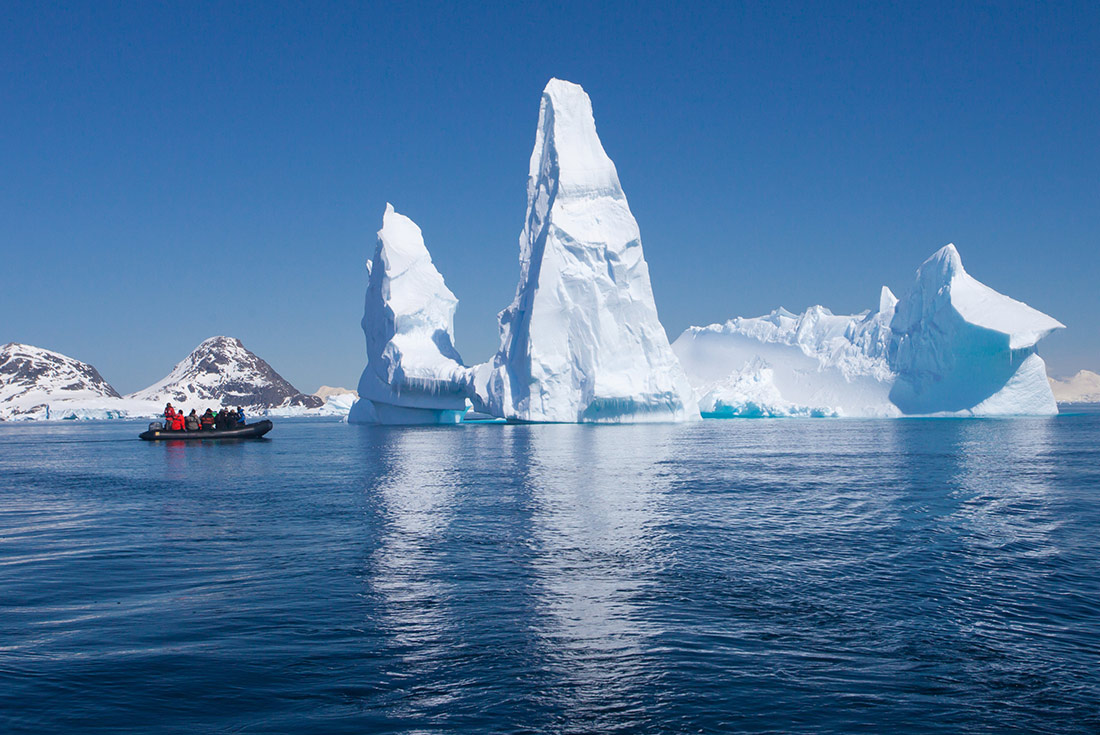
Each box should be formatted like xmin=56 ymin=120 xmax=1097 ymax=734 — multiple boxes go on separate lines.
xmin=161 ymin=403 xmax=247 ymax=432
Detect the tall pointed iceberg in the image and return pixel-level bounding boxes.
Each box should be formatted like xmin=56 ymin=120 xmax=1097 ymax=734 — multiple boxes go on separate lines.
xmin=474 ymin=78 xmax=698 ymax=422
xmin=348 ymin=204 xmax=468 ymax=425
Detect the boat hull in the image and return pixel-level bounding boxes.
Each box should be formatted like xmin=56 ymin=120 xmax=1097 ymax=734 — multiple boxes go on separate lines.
xmin=139 ymin=420 xmax=273 ymax=441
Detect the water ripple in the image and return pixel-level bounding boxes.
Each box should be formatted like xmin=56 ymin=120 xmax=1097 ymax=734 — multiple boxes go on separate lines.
xmin=1 ymin=416 xmax=1098 ymax=733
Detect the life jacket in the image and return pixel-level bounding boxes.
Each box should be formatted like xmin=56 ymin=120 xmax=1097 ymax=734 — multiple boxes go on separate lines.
xmin=171 ymin=415 xmax=185 ymax=431
xmin=164 ymin=406 xmax=176 ymax=419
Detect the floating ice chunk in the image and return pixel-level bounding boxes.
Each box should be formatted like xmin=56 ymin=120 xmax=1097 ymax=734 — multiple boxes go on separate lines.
xmin=673 ymin=290 xmax=901 ymax=418
xmin=474 ymin=79 xmax=698 ymax=423
xmin=697 ymin=359 xmax=840 ymax=418
xmin=675 ymin=244 xmax=1063 ymax=418
xmin=349 ymin=204 xmax=468 ymax=425
xmin=888 ymin=244 xmax=1064 ymax=415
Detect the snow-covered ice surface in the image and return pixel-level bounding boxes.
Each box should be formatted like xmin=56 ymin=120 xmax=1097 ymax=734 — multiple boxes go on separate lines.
xmin=128 ymin=336 xmax=322 ymax=413
xmin=674 ymin=287 xmax=900 ymax=418
xmin=888 ymin=245 xmax=1064 ymax=415
xmin=314 ymin=386 xmax=357 ymax=401
xmin=675 ymin=245 xmax=1063 ymax=417
xmin=348 ymin=204 xmax=468 ymax=425
xmin=473 ymin=79 xmax=698 ymax=423
xmin=696 ymin=359 xmax=841 ymax=418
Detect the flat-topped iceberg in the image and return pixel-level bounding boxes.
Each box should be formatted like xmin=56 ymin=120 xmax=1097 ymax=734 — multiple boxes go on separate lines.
xmin=349 ymin=204 xmax=469 ymax=424
xmin=674 ymin=245 xmax=1063 ymax=417
xmin=472 ymin=78 xmax=698 ymax=423
xmin=675 ymin=287 xmax=900 ymax=418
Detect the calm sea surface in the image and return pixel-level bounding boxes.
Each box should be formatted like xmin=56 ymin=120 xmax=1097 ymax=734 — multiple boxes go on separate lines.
xmin=2 ymin=412 xmax=1099 ymax=734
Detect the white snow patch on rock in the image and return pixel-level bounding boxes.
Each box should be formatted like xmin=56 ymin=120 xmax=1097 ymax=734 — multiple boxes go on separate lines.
xmin=128 ymin=336 xmax=322 ymax=412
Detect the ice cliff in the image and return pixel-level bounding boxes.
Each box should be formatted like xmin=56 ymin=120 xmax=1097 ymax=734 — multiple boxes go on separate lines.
xmin=674 ymin=245 xmax=1063 ymax=417
xmin=888 ymin=244 xmax=1063 ymax=415
xmin=675 ymin=288 xmax=900 ymax=418
xmin=348 ymin=204 xmax=468 ymax=424
xmin=472 ymin=78 xmax=698 ymax=422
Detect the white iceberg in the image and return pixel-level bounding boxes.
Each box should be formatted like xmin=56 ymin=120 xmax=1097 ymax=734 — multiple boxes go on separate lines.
xmin=673 ymin=287 xmax=900 ymax=418
xmin=888 ymin=244 xmax=1064 ymax=415
xmin=696 ymin=359 xmax=841 ymax=418
xmin=473 ymin=78 xmax=698 ymax=423
xmin=675 ymin=245 xmax=1063 ymax=417
xmin=349 ymin=204 xmax=468 ymax=425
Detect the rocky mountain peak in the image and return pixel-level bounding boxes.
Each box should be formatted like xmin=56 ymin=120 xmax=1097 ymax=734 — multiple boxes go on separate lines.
xmin=0 ymin=343 xmax=121 ymax=418
xmin=128 ymin=336 xmax=322 ymax=411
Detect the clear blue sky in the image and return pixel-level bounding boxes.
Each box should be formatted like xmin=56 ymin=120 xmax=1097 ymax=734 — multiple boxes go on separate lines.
xmin=3 ymin=1 xmax=1097 ymax=393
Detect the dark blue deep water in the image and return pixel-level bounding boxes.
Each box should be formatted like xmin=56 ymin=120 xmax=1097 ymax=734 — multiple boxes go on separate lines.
xmin=2 ymin=413 xmax=1099 ymax=734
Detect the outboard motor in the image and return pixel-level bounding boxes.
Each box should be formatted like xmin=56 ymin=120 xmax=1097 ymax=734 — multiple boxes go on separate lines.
xmin=149 ymin=421 xmax=164 ymax=431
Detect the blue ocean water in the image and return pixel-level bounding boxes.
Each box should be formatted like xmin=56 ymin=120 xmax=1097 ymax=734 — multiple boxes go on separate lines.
xmin=2 ymin=413 xmax=1099 ymax=734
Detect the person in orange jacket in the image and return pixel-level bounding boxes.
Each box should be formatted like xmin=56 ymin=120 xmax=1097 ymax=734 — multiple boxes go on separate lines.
xmin=164 ymin=403 xmax=176 ymax=422
xmin=170 ymin=411 xmax=185 ymax=431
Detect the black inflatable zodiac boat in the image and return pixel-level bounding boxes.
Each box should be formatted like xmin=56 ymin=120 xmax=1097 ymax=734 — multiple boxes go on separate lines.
xmin=139 ymin=420 xmax=273 ymax=441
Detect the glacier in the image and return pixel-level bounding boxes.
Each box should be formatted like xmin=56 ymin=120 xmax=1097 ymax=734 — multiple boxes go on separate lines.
xmin=674 ymin=245 xmax=1063 ymax=417
xmin=472 ymin=78 xmax=698 ymax=423
xmin=348 ymin=204 xmax=469 ymax=425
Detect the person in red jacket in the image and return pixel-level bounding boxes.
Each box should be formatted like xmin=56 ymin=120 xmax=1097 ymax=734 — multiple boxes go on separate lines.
xmin=164 ymin=403 xmax=176 ymax=422
xmin=170 ymin=412 xmax=185 ymax=431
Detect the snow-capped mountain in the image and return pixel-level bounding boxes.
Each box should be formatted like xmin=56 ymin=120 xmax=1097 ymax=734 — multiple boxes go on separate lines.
xmin=128 ymin=336 xmax=323 ymax=411
xmin=0 ymin=343 xmax=121 ymax=419
xmin=1049 ymin=370 xmax=1100 ymax=403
